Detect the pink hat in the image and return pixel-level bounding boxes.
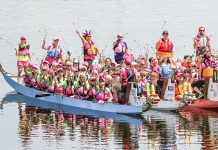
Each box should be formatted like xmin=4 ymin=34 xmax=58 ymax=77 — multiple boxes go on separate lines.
xmin=57 ymin=68 xmax=63 ymax=72
xmin=57 ymin=63 xmax=62 ymax=68
xmin=32 ymin=64 xmax=39 ymax=69
xmin=111 ymin=61 xmax=117 ymax=67
xmin=124 ymin=57 xmax=132 ymax=65
xmin=72 ymin=67 xmax=78 ymax=72
xmin=83 ymin=61 xmax=89 ymax=66
xmin=48 ymin=69 xmax=54 ymax=75
xmin=88 ymin=77 xmax=96 ymax=81
xmin=42 ymin=66 xmax=48 ymax=71
xmin=43 ymin=60 xmax=49 ymax=65
xmin=52 ymin=62 xmax=58 ymax=67
xmin=177 ymin=72 xmax=183 ymax=77
xmin=53 ymin=37 xmax=60 ymax=41
xmin=21 ymin=35 xmax=26 ymax=40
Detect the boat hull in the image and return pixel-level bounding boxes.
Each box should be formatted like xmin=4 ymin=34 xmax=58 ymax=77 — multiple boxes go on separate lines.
xmin=1 ymin=72 xmax=143 ymax=115
xmin=185 ymin=99 xmax=218 ymax=109
xmin=151 ymin=100 xmax=187 ymax=111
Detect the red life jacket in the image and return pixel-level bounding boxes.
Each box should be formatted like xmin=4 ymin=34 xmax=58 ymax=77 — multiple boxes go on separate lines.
xmin=158 ymin=38 xmax=173 ymax=52
xmin=121 ymin=68 xmax=135 ymax=86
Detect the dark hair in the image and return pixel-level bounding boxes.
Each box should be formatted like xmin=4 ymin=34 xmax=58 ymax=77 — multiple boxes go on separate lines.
xmin=162 ymin=30 xmax=169 ymax=36
xmin=105 ymin=58 xmax=111 ymax=62
xmin=184 ymin=55 xmax=189 ymax=60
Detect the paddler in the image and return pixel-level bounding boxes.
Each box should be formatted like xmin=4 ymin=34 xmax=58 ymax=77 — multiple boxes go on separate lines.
xmin=113 ymin=33 xmax=128 ymax=64
xmin=73 ymin=73 xmax=90 ymax=99
xmin=175 ymin=72 xmax=193 ymax=100
xmin=112 ymin=54 xmax=136 ymax=103
xmin=15 ymin=36 xmax=31 ymax=83
xmin=156 ymin=30 xmax=174 ymax=59
xmin=54 ymin=68 xmax=67 ymax=95
xmin=76 ymin=30 xmax=100 ymax=66
xmin=42 ymin=37 xmax=63 ymax=65
xmin=96 ymin=76 xmax=113 ymax=104
xmin=193 ymin=26 xmax=212 ymax=77
xmin=36 ymin=66 xmax=49 ymax=90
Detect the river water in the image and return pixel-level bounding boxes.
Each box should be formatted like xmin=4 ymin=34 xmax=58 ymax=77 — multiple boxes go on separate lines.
xmin=1 ymin=0 xmax=218 ymax=149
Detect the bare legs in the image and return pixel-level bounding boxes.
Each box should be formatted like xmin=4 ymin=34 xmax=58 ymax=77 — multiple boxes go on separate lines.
xmin=17 ymin=65 xmax=23 ymax=83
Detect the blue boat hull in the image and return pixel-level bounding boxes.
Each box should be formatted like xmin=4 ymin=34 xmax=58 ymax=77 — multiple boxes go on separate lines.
xmin=1 ymin=72 xmax=143 ymax=115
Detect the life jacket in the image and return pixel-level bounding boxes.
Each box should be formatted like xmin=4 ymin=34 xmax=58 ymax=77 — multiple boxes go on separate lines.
xmin=37 ymin=74 xmax=49 ymax=90
xmin=175 ymin=82 xmax=192 ymax=95
xmin=194 ymin=34 xmax=210 ymax=55
xmin=202 ymin=67 xmax=213 ymax=78
xmin=55 ymin=77 xmax=66 ymax=94
xmin=18 ymin=43 xmax=30 ymax=56
xmin=88 ymin=87 xmax=97 ymax=98
xmin=64 ymin=80 xmax=74 ymax=96
xmin=113 ymin=42 xmax=127 ymax=62
xmin=30 ymin=73 xmax=38 ymax=87
xmin=55 ymin=86 xmax=63 ymax=94
xmin=48 ymin=85 xmax=55 ymax=93
xmin=73 ymin=80 xmax=90 ymax=97
xmin=76 ymin=86 xmax=88 ymax=97
xmin=84 ymin=41 xmax=97 ymax=55
xmin=121 ymin=68 xmax=135 ymax=86
xmin=47 ymin=44 xmax=62 ymax=58
xmin=37 ymin=79 xmax=47 ymax=90
xmin=213 ymin=69 xmax=218 ymax=82
xmin=96 ymin=88 xmax=110 ymax=101
xmin=23 ymin=75 xmax=30 ymax=86
xmin=158 ymin=38 xmax=173 ymax=52
xmin=113 ymin=41 xmax=127 ymax=53
xmin=146 ymin=83 xmax=156 ymax=97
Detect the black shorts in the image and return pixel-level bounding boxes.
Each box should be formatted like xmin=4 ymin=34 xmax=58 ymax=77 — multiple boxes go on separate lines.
xmin=191 ymin=80 xmax=204 ymax=89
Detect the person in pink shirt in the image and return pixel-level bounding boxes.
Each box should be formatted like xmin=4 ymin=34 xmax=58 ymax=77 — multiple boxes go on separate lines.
xmin=76 ymin=30 xmax=100 ymax=65
xmin=42 ymin=37 xmax=63 ymax=65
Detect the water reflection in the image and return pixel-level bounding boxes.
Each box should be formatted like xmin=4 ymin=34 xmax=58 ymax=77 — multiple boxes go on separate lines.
xmin=178 ymin=108 xmax=218 ymax=150
xmin=0 ymin=101 xmax=3 ymax=109
xmin=2 ymin=94 xmax=218 ymax=149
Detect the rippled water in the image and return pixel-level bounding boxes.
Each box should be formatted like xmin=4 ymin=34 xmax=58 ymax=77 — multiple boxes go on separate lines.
xmin=1 ymin=0 xmax=218 ymax=149
xmin=1 ymin=94 xmax=218 ymax=150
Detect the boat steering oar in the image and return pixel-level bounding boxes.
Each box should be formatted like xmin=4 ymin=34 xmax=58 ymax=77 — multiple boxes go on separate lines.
xmin=0 ymin=63 xmax=17 ymax=77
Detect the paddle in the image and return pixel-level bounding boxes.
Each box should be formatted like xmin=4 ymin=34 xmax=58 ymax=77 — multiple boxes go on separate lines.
xmin=35 ymin=93 xmax=52 ymax=98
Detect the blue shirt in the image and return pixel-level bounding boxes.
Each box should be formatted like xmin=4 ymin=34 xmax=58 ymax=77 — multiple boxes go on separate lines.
xmin=160 ymin=63 xmax=172 ymax=78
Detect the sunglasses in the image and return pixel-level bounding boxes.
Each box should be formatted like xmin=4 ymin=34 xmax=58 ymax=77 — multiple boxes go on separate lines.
xmin=199 ymin=30 xmax=205 ymax=32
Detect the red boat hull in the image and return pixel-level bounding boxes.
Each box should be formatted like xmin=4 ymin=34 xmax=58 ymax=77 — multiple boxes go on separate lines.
xmin=185 ymin=99 xmax=218 ymax=109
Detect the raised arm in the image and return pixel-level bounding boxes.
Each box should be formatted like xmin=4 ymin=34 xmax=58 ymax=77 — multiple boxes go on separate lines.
xmin=42 ymin=40 xmax=47 ymax=49
xmin=76 ymin=30 xmax=87 ymax=46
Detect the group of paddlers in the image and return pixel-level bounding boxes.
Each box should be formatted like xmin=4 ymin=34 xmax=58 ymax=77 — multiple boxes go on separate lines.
xmin=15 ymin=25 xmax=218 ymax=104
